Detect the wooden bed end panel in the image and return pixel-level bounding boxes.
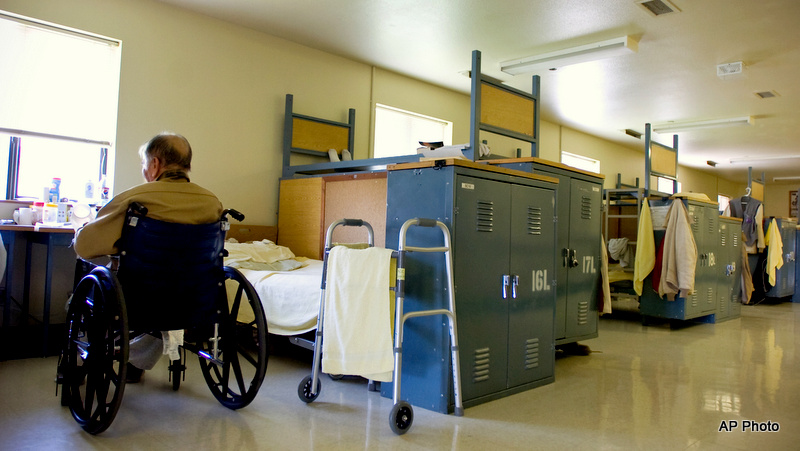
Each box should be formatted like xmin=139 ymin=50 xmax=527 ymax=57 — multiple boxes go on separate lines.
xmin=278 ymin=177 xmax=325 ymax=259
xmin=226 ymin=224 xmax=278 ymax=243
xmin=292 ymin=117 xmax=351 ymax=155
xmin=480 ymin=83 xmax=535 ymax=138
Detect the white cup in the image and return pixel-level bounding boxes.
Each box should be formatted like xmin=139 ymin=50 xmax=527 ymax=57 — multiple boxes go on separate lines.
xmin=71 ymin=203 xmax=92 ymax=227
xmin=13 ymin=207 xmax=34 ymax=225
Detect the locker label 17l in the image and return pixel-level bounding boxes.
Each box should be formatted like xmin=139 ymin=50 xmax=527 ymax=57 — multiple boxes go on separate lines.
xmin=583 ymin=255 xmax=596 ymax=274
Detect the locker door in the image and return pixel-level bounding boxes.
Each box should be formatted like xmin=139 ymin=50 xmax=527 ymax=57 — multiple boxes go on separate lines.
xmin=701 ymin=205 xmax=719 ymax=313
xmin=453 ymin=175 xmax=510 ymax=401
xmin=729 ymin=228 xmax=742 ymax=317
xmin=564 ymin=179 xmax=602 ymax=338
xmin=508 ymin=184 xmax=556 ymax=387
xmin=686 ymin=203 xmax=711 ymax=316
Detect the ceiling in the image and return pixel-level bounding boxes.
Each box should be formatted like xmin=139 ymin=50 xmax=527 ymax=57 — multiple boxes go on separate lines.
xmin=157 ymin=0 xmax=800 ymax=184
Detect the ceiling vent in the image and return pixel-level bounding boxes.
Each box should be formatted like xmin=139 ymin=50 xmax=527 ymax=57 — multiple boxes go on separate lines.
xmin=625 ymin=129 xmax=642 ymax=139
xmin=755 ymin=90 xmax=778 ymax=99
xmin=638 ymin=0 xmax=680 ymax=16
xmin=717 ymin=61 xmax=744 ymax=77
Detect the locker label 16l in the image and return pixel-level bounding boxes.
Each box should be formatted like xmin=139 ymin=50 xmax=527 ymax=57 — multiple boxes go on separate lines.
xmin=531 ymin=269 xmax=552 ymax=292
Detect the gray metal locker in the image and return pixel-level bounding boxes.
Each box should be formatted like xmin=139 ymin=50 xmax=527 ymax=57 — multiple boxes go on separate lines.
xmin=381 ymin=160 xmax=558 ymax=413
xmin=765 ymin=217 xmax=796 ymax=299
xmin=485 ymin=158 xmax=603 ymax=347
xmin=717 ymin=216 xmax=743 ymax=321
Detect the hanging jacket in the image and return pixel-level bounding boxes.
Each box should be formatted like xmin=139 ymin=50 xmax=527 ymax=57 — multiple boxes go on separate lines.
xmin=658 ymin=200 xmax=698 ymax=300
xmin=729 ymin=196 xmax=763 ymax=247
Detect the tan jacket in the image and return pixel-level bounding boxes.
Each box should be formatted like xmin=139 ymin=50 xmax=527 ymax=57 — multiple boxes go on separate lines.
xmin=658 ymin=200 xmax=698 ymax=300
xmin=73 ymin=173 xmax=223 ymax=259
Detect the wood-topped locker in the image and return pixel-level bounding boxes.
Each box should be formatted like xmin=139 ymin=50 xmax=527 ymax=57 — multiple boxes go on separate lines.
xmin=484 ymin=157 xmax=604 ymax=348
xmin=639 ymin=196 xmax=720 ymax=323
xmin=381 ymin=159 xmax=559 ymax=413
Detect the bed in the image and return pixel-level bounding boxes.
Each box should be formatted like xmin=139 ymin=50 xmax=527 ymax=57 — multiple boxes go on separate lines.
xmin=224 ymin=224 xmax=322 ymax=340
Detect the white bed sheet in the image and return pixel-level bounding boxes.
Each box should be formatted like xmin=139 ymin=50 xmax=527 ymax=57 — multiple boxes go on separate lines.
xmin=234 ymin=259 xmax=323 ymax=336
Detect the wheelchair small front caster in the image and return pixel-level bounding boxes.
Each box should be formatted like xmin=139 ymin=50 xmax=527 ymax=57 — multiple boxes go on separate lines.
xmin=389 ymin=401 xmax=414 ymax=435
xmin=168 ymin=359 xmax=185 ymax=391
xmin=297 ymin=375 xmax=321 ymax=403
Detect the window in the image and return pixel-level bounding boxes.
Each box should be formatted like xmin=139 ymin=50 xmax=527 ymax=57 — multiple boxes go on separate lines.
xmin=373 ymin=104 xmax=452 ymax=158
xmin=657 ymin=176 xmax=681 ymax=194
xmin=0 ymin=10 xmax=121 ymax=201
xmin=561 ymin=151 xmax=600 ymax=173
xmin=718 ymin=194 xmax=731 ymax=215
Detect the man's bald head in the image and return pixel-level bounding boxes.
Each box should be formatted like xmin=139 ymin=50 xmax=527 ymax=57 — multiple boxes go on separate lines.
xmin=140 ymin=132 xmax=192 ymax=171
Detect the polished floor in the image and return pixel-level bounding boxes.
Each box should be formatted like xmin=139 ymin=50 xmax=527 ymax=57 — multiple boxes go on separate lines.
xmin=1 ymin=301 xmax=798 ymax=450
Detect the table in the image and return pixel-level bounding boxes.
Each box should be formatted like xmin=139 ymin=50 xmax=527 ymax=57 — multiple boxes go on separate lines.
xmin=1 ymin=224 xmax=75 ymax=356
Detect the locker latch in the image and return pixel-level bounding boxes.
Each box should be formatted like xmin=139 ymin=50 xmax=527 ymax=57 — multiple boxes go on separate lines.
xmin=502 ymin=274 xmax=520 ymax=299
xmin=564 ymin=248 xmax=579 ymax=268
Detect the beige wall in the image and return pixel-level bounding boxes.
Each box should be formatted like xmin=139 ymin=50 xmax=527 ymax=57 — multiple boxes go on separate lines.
xmin=4 ymin=0 xmax=788 ymax=225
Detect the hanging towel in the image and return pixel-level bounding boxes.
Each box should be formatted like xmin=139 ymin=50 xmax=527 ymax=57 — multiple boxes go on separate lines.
xmin=633 ymin=201 xmax=655 ymax=296
xmin=321 ymin=246 xmax=395 ymax=382
xmin=659 ymin=201 xmax=698 ymax=300
xmin=740 ymin=242 xmax=754 ymax=304
xmin=600 ymin=236 xmax=612 ymax=315
xmin=764 ymin=219 xmax=784 ymax=286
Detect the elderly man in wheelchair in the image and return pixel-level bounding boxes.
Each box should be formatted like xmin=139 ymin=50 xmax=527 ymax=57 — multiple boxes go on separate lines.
xmin=56 ymin=133 xmax=268 ymax=434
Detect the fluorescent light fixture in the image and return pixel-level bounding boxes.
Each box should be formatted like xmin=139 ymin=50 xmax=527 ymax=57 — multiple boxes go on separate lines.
xmin=500 ymin=36 xmax=638 ymax=75
xmin=653 ymin=116 xmax=753 ymax=134
xmin=730 ymin=154 xmax=800 ymax=164
xmin=773 ymin=176 xmax=800 ymax=182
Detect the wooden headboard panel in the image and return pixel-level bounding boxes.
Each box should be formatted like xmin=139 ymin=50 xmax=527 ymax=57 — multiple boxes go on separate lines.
xmin=226 ymin=224 xmax=277 ymax=243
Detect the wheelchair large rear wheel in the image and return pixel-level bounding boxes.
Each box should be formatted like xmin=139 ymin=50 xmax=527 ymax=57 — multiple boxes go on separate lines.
xmin=198 ymin=266 xmax=268 ymax=409
xmin=62 ymin=267 xmax=129 ymax=435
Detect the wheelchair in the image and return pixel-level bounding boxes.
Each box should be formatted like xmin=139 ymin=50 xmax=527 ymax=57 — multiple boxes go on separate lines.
xmin=56 ymin=203 xmax=269 ymax=434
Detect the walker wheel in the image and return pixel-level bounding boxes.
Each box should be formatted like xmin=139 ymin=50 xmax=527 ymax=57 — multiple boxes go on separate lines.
xmin=298 ymin=375 xmax=321 ymax=403
xmin=389 ymin=401 xmax=414 ymax=435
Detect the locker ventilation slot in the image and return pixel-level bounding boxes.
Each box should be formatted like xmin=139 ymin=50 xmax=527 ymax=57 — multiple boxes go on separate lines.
xmin=690 ymin=213 xmax=699 ymax=233
xmin=707 ymin=218 xmax=715 ymax=234
xmin=524 ymin=338 xmax=540 ymax=369
xmin=472 ymin=347 xmax=491 ymax=382
xmin=721 ymin=233 xmax=727 ymax=247
xmin=527 ymin=206 xmax=543 ymax=235
xmin=475 ymin=201 xmax=494 ymax=232
xmin=577 ymin=300 xmax=589 ymax=325
xmin=732 ymin=233 xmax=739 ymax=247
xmin=580 ymin=195 xmax=593 ymax=219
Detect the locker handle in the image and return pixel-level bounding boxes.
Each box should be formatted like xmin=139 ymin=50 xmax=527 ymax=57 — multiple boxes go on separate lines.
xmin=502 ymin=275 xmax=510 ymax=299
xmin=569 ymin=249 xmax=579 ymax=268
xmin=512 ymin=275 xmax=519 ymax=299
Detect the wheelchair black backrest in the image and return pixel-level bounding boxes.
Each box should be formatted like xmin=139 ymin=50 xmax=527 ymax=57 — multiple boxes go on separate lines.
xmin=116 ymin=205 xmax=227 ymax=332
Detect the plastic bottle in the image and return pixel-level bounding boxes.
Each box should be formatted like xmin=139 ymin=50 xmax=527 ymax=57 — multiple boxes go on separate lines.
xmin=49 ymin=177 xmax=61 ymax=202
xmin=33 ymin=201 xmax=45 ymax=223
xmin=43 ymin=203 xmax=58 ymax=224
xmin=85 ymin=179 xmax=96 ymax=200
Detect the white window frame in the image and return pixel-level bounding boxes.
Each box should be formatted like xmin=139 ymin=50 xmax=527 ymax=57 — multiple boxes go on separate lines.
xmin=0 ymin=10 xmax=121 ymax=201
xmin=561 ymin=151 xmax=600 ymax=174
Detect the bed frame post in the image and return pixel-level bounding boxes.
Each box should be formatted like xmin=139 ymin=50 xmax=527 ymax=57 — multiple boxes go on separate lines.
xmin=468 ymin=50 xmax=481 ymax=162
xmin=347 ymin=107 xmax=356 ymax=159
xmin=283 ymin=94 xmax=295 ymax=178
xmin=532 ymin=74 xmax=540 ymax=158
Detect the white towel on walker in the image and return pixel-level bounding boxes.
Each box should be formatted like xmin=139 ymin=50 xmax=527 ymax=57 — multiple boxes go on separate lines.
xmin=321 ymin=246 xmax=395 ymax=382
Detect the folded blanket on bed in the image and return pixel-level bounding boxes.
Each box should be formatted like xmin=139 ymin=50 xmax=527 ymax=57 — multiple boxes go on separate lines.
xmin=321 ymin=246 xmax=395 ymax=382
xmin=224 ymin=239 xmax=304 ymax=271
